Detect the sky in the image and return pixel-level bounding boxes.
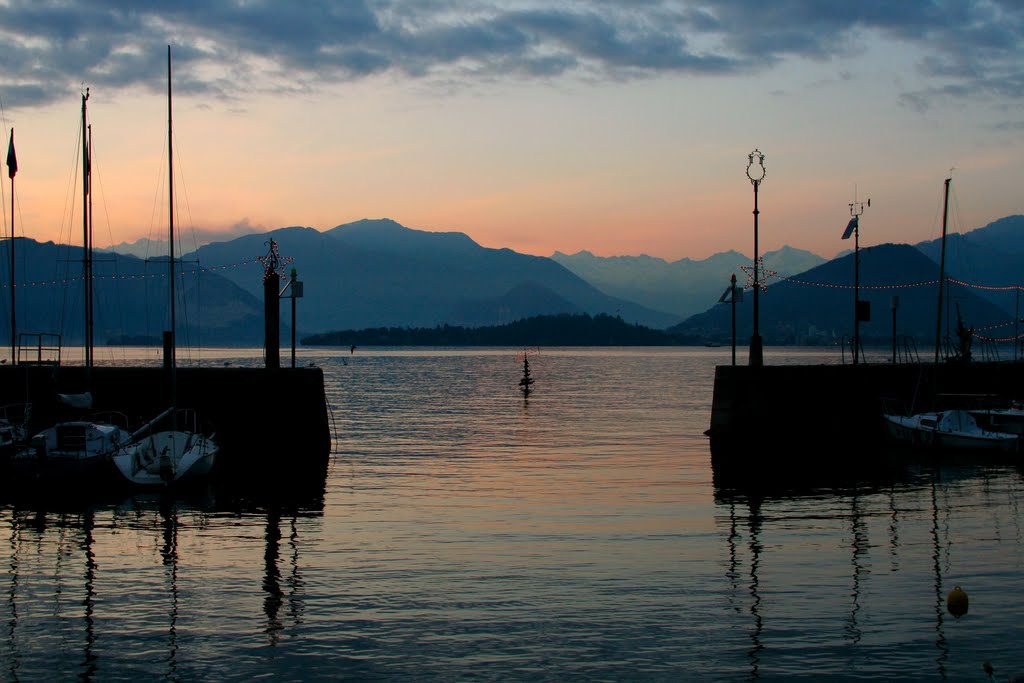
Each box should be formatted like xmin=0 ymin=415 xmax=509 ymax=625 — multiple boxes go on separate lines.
xmin=0 ymin=1 xmax=1022 ymax=262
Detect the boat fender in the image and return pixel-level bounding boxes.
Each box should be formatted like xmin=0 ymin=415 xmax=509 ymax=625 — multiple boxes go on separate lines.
xmin=947 ymin=585 xmax=968 ymax=618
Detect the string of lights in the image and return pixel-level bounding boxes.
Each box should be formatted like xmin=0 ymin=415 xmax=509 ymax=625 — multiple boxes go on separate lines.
xmin=946 ymin=277 xmax=1024 ymax=292
xmin=0 ymin=258 xmax=261 ymax=289
xmin=973 ymin=331 xmax=1024 ymax=343
xmin=774 ymin=276 xmax=938 ymax=290
xmin=973 ymin=319 xmax=1018 ymax=332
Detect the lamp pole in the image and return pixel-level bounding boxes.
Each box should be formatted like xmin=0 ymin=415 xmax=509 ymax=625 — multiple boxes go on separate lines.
xmin=746 ymin=149 xmax=766 ymax=367
xmin=849 ymin=196 xmax=869 ymax=364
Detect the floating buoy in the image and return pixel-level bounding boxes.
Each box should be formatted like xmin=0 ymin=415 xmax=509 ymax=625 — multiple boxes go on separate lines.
xmin=947 ymin=585 xmax=969 ymax=618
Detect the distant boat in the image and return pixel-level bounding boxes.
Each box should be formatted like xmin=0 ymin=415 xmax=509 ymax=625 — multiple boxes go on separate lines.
xmin=111 ymin=47 xmax=219 ymax=488
xmin=884 ymin=409 xmax=1019 ymax=454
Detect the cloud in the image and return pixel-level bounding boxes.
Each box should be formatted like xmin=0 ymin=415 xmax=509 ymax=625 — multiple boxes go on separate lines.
xmin=0 ymin=1 xmax=1021 ymax=109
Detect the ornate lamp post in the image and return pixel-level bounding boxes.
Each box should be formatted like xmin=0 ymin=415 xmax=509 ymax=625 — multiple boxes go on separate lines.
xmin=746 ymin=149 xmax=766 ymax=367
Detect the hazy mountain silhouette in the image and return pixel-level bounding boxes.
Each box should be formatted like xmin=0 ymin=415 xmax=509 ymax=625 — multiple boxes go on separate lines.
xmin=551 ymin=245 xmax=826 ymax=320
xmin=673 ymin=243 xmax=1011 ymax=347
xmin=0 ymin=238 xmax=267 ymax=349
xmin=48 ymin=213 xmax=1022 ymax=346
xmin=913 ymin=214 xmax=1024 ymax=312
xmin=189 ymin=219 xmax=680 ymax=332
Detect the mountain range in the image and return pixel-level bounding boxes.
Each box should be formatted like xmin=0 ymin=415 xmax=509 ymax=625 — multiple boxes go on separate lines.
xmin=186 ymin=219 xmax=679 ymax=334
xmin=2 ymin=214 xmax=1020 ymax=347
xmin=672 ymin=242 xmax=1013 ymax=347
xmin=551 ymin=245 xmax=825 ymax=321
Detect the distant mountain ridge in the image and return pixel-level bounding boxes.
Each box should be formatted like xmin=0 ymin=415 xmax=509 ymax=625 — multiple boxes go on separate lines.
xmin=0 ymin=238 xmax=268 ymax=347
xmin=187 ymin=219 xmax=680 ymax=333
xmin=551 ymin=245 xmax=826 ymax=320
xmin=672 ymin=241 xmax=1015 ymax=346
xmin=67 ymin=212 xmax=1024 ymax=345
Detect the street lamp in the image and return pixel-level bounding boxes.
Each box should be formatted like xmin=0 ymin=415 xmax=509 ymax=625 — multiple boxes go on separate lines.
xmin=842 ymin=194 xmax=870 ymax=364
xmin=746 ymin=149 xmax=766 ymax=367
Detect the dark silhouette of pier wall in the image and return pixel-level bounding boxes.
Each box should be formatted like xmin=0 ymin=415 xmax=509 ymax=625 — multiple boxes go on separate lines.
xmin=709 ymin=361 xmax=1024 ymax=466
xmin=0 ymin=365 xmax=330 ymax=481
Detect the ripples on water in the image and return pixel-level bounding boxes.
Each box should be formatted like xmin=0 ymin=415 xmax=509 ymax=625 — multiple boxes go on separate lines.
xmin=1 ymin=347 xmax=1022 ymax=681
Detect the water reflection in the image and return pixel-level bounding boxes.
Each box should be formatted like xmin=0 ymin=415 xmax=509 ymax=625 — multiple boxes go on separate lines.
xmin=0 ymin=484 xmax=324 ymax=679
xmin=930 ymin=474 xmax=949 ymax=677
xmin=746 ymin=496 xmax=765 ymax=678
xmin=846 ymin=490 xmax=865 ymax=646
xmin=262 ymin=506 xmax=307 ymax=645
xmin=712 ymin=459 xmax=1024 ymax=681
xmin=159 ymin=499 xmax=180 ymax=681
xmin=82 ymin=509 xmax=99 ymax=681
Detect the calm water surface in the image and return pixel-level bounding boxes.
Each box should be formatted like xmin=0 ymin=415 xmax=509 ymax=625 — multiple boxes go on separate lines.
xmin=1 ymin=347 xmax=1022 ymax=681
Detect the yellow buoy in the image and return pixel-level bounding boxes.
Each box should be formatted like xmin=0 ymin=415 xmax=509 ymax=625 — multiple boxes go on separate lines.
xmin=947 ymin=585 xmax=969 ymax=618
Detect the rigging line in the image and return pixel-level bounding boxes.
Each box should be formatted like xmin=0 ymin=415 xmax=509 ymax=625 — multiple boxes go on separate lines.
xmin=144 ymin=132 xmax=169 ymax=345
xmin=58 ymin=117 xmax=85 ymax=349
xmin=89 ymin=136 xmax=127 ymax=365
xmin=171 ymin=132 xmax=198 ymax=363
xmin=0 ymin=257 xmax=259 ymax=288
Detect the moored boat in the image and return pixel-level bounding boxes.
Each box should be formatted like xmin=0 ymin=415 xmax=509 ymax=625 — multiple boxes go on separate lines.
xmin=111 ymin=408 xmax=217 ymax=486
xmin=968 ymin=401 xmax=1024 ymax=435
xmin=109 ymin=47 xmax=219 ymax=489
xmin=884 ymin=409 xmax=1019 ymax=454
xmin=9 ymin=397 xmax=131 ymax=482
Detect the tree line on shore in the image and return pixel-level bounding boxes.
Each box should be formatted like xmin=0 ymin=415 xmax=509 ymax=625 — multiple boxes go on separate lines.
xmin=302 ymin=313 xmax=702 ymax=346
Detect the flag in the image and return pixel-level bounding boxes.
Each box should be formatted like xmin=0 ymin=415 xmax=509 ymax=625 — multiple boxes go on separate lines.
xmin=841 ymin=215 xmax=858 ymax=240
xmin=6 ymin=129 xmax=16 ymax=180
xmin=84 ymin=141 xmax=90 ymax=195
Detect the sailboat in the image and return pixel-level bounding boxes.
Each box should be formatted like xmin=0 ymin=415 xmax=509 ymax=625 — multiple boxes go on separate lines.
xmin=111 ymin=47 xmax=218 ymax=486
xmin=882 ymin=175 xmax=1021 ymax=455
xmin=10 ymin=91 xmax=135 ymax=482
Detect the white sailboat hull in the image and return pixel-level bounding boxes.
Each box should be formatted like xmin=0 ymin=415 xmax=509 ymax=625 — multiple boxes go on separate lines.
xmin=884 ymin=410 xmax=1020 ymax=454
xmin=112 ymin=430 xmax=218 ymax=486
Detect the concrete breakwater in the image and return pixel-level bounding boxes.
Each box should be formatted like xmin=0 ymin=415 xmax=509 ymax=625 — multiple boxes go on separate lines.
xmin=708 ymin=361 xmax=1024 ymax=466
xmin=0 ymin=365 xmax=331 ymax=482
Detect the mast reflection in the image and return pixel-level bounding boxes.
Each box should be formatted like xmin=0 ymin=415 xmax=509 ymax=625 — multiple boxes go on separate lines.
xmin=80 ymin=509 xmax=98 ymax=682
xmin=845 ymin=491 xmax=866 ymax=645
xmin=159 ymin=499 xmax=180 ymax=680
xmin=0 ymin=478 xmax=324 ymax=676
xmin=262 ymin=505 xmax=307 ymax=645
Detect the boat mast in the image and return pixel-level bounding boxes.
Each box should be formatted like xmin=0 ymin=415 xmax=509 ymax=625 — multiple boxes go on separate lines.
xmin=87 ymin=123 xmax=94 ymax=366
xmin=7 ymin=128 xmax=15 ymax=364
xmin=933 ymin=176 xmax=951 ymax=364
xmin=167 ymin=45 xmax=178 ymax=429
xmin=167 ymin=45 xmax=176 ymax=371
xmin=81 ymin=89 xmax=93 ymax=369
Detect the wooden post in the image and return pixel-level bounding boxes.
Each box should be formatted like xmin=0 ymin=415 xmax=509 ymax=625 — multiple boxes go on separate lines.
xmin=265 ymin=271 xmax=280 ymax=369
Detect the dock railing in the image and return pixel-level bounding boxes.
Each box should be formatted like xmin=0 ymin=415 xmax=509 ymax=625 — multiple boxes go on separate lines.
xmin=17 ymin=333 xmax=61 ymax=366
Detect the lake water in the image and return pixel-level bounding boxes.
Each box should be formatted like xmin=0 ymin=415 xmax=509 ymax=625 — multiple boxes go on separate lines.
xmin=1 ymin=347 xmax=1022 ymax=681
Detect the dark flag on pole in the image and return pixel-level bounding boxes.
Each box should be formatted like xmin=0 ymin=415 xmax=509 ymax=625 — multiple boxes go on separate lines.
xmin=6 ymin=128 xmax=16 ymax=179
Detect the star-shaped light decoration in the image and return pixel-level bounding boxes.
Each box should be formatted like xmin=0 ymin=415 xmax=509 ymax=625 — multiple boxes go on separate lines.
xmin=740 ymin=258 xmax=778 ymax=292
xmin=257 ymin=239 xmax=295 ymax=283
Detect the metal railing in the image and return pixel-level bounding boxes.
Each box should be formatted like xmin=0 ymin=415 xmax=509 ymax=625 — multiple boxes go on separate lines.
xmin=16 ymin=333 xmax=62 ymax=366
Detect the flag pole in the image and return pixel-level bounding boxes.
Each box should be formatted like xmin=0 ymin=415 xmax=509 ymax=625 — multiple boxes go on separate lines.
xmin=6 ymin=128 xmax=16 ymax=364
